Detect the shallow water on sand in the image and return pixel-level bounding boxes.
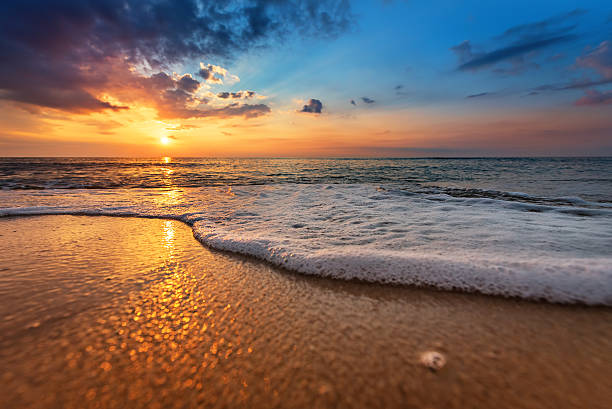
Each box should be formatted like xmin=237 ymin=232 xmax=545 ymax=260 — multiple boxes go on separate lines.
xmin=1 ymin=216 xmax=611 ymax=409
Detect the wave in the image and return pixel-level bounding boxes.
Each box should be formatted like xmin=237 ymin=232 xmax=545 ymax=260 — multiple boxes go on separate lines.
xmin=1 ymin=183 xmax=611 ymax=306
xmin=194 ymin=226 xmax=612 ymax=305
xmin=408 ymin=186 xmax=612 ymax=210
xmin=1 ymin=206 xmax=610 ymax=305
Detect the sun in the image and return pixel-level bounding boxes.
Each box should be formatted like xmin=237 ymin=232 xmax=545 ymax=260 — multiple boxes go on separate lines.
xmin=160 ymin=136 xmax=170 ymax=145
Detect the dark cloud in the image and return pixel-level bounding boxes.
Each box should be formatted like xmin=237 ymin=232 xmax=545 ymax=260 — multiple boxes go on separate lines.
xmin=148 ymin=73 xmax=176 ymax=90
xmin=217 ymin=91 xmax=257 ymax=99
xmin=453 ymin=36 xmax=574 ymax=72
xmin=0 ymin=88 xmax=128 ymax=113
xmin=0 ymin=0 xmax=353 ymax=115
xmin=394 ymin=84 xmax=410 ymax=96
xmin=300 ymin=99 xmax=323 ymax=114
xmin=575 ymin=90 xmax=612 ymax=106
xmin=176 ymin=75 xmax=200 ymax=93
xmin=198 ymin=68 xmax=212 ymax=81
xmin=452 ymin=10 xmax=583 ymax=74
xmin=197 ymin=64 xmax=231 ymax=84
xmin=466 ymin=92 xmax=493 ymax=99
xmin=361 ymin=97 xmax=375 ymax=104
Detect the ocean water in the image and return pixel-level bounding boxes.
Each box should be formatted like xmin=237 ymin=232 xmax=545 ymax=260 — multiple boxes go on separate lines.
xmin=1 ymin=157 xmax=611 ymax=305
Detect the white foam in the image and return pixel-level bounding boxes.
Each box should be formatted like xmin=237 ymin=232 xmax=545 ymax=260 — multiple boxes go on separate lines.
xmin=194 ymin=229 xmax=612 ymax=305
xmin=1 ymin=184 xmax=611 ymax=305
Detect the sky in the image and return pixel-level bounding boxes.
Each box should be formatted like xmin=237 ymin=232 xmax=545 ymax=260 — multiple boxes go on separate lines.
xmin=0 ymin=0 xmax=611 ymax=157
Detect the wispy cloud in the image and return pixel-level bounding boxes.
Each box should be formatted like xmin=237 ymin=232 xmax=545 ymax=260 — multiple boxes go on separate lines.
xmin=576 ymin=41 xmax=612 ymax=80
xmin=575 ymin=90 xmax=612 ymax=106
xmin=466 ymin=92 xmax=495 ymax=99
xmin=530 ymin=40 xmax=612 ymax=106
xmin=451 ymin=9 xmax=584 ymax=74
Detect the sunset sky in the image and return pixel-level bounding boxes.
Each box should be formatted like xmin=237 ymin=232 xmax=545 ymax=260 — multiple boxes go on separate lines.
xmin=1 ymin=0 xmax=611 ymax=157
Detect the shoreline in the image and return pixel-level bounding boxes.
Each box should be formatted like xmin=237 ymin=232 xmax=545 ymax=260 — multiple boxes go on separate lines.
xmin=1 ymin=215 xmax=611 ymax=408
xmin=1 ymin=211 xmax=609 ymax=307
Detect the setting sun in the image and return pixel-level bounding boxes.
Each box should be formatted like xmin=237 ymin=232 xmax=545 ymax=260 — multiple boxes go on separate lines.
xmin=160 ymin=136 xmax=170 ymax=145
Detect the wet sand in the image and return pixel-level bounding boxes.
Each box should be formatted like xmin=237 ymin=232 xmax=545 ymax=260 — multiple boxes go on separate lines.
xmin=0 ymin=215 xmax=611 ymax=409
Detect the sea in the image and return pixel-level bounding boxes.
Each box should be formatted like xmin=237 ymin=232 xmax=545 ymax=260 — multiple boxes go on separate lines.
xmin=1 ymin=157 xmax=611 ymax=305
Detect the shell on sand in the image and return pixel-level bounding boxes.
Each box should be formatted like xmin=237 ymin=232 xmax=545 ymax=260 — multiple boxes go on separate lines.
xmin=420 ymin=351 xmax=446 ymax=371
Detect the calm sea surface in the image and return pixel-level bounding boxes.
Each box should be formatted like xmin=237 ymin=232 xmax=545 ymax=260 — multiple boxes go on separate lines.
xmin=1 ymin=157 xmax=611 ymax=201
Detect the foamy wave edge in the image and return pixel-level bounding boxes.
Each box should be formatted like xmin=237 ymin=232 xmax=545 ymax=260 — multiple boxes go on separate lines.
xmin=2 ymin=206 xmax=611 ymax=306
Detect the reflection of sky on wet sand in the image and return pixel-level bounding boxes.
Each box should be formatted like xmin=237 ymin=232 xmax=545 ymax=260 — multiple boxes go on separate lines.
xmin=1 ymin=216 xmax=612 ymax=409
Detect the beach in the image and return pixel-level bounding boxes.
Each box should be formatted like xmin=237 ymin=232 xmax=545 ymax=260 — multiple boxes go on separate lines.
xmin=1 ymin=215 xmax=611 ymax=409
xmin=3 ymin=0 xmax=612 ymax=406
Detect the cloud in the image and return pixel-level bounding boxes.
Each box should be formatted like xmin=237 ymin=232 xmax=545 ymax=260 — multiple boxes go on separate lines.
xmin=466 ymin=92 xmax=494 ymax=99
xmin=176 ymin=74 xmax=200 ymax=93
xmin=495 ymin=9 xmax=585 ymax=41
xmin=452 ymin=10 xmax=583 ymax=74
xmin=202 ymin=103 xmax=271 ymax=119
xmin=102 ymin=70 xmax=271 ymax=119
xmin=394 ymin=84 xmax=410 ymax=96
xmin=576 ymin=41 xmax=612 ymax=79
xmin=530 ymin=40 xmax=612 ymax=106
xmin=361 ymin=97 xmax=375 ymax=104
xmin=217 ymin=91 xmax=257 ymax=99
xmin=453 ymin=37 xmax=572 ymax=72
xmin=198 ymin=63 xmax=240 ymax=85
xmin=166 ymin=124 xmax=198 ymax=131
xmin=532 ymin=77 xmax=612 ymax=92
xmin=0 ymin=0 xmax=353 ymax=116
xmin=300 ymin=99 xmax=323 ymax=114
xmin=575 ymin=90 xmax=612 ymax=106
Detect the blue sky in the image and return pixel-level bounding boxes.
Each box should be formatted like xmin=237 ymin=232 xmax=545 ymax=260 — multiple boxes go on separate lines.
xmin=225 ymin=0 xmax=612 ymax=112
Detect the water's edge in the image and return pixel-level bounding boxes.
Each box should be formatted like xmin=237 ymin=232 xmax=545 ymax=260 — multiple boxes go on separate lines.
xmin=2 ymin=210 xmax=610 ymax=307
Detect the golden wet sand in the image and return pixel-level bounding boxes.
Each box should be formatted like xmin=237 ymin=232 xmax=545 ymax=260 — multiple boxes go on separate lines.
xmin=0 ymin=215 xmax=611 ymax=409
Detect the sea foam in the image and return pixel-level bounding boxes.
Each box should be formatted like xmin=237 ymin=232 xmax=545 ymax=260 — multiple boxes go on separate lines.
xmin=1 ymin=184 xmax=611 ymax=305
